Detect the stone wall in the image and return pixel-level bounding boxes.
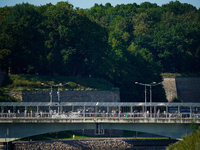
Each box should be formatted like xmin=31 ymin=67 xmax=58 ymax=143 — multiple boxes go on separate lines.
xmin=7 ymin=90 xmax=120 ymax=102
xmin=162 ymin=77 xmax=200 ymax=102
xmin=7 ymin=91 xmax=23 ymax=101
xmin=162 ymin=78 xmax=177 ymax=102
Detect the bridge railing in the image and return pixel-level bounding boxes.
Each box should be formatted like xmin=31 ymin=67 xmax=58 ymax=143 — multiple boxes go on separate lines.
xmin=0 ymin=112 xmax=200 ymax=119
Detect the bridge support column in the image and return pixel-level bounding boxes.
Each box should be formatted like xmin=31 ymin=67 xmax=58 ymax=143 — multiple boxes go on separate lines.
xmin=13 ymin=106 xmax=16 ymax=113
xmin=119 ymin=106 xmax=121 ymax=118
xmin=178 ymin=106 xmax=180 ymax=117
xmin=1 ymin=106 xmax=3 ymax=112
xmin=154 ymin=106 xmax=156 ymax=118
xmin=142 ymin=106 xmax=144 ymax=114
xmin=60 ymin=106 xmax=63 ymax=112
xmin=166 ymin=106 xmax=168 ymax=118
xmin=83 ymin=106 xmax=85 ymax=118
xmin=37 ymin=106 xmax=39 ymax=113
xmin=190 ymin=106 xmax=192 ymax=118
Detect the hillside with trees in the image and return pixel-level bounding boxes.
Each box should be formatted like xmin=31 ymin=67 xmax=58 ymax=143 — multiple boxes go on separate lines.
xmin=0 ymin=1 xmax=199 ymax=102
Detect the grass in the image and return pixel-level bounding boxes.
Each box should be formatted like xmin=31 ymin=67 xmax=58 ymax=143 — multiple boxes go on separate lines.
xmin=3 ymin=74 xmax=118 ymax=91
xmin=18 ymin=130 xmax=167 ymax=142
xmin=19 ymin=131 xmax=112 ymax=141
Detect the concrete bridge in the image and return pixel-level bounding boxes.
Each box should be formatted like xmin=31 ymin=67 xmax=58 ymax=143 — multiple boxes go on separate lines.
xmin=0 ymin=102 xmax=200 ymax=142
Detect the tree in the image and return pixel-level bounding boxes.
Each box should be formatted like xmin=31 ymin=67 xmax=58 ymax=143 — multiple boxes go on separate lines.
xmin=3 ymin=3 xmax=43 ymax=74
xmin=0 ymin=6 xmax=12 ymax=73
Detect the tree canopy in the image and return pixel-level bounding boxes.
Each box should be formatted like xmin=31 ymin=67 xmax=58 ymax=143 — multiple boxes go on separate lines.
xmin=1 ymin=1 xmax=199 ymax=102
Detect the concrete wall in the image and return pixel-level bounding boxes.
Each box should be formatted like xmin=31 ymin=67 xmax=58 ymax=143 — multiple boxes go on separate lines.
xmin=162 ymin=77 xmax=200 ymax=102
xmin=7 ymin=90 xmax=120 ymax=102
xmin=175 ymin=77 xmax=200 ymax=103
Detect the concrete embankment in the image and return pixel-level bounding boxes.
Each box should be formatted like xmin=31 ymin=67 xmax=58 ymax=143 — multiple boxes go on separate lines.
xmin=11 ymin=138 xmax=178 ymax=150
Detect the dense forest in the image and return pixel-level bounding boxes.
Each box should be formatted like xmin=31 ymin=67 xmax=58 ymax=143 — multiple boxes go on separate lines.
xmin=0 ymin=1 xmax=200 ymax=102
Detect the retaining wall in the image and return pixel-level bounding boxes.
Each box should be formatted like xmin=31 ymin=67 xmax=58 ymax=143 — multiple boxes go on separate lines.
xmin=162 ymin=77 xmax=200 ymax=102
xmin=7 ymin=90 xmax=120 ymax=102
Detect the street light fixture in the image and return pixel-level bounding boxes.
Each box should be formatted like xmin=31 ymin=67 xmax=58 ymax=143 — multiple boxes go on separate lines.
xmin=135 ymin=81 xmax=161 ymax=118
xmin=41 ymin=83 xmax=53 ymax=104
xmin=41 ymin=82 xmax=69 ymax=114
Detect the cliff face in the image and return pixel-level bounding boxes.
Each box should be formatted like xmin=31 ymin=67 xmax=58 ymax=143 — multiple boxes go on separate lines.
xmin=162 ymin=77 xmax=200 ymax=102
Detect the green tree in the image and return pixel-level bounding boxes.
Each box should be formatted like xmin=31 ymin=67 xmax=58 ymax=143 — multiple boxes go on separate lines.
xmin=0 ymin=6 xmax=12 ymax=73
xmin=3 ymin=3 xmax=44 ymax=74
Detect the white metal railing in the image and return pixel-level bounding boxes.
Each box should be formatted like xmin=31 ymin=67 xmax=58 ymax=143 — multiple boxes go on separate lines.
xmin=0 ymin=112 xmax=199 ymax=119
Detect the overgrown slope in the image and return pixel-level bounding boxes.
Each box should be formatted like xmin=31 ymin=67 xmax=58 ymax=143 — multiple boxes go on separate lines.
xmin=167 ymin=124 xmax=200 ymax=150
xmin=0 ymin=74 xmax=117 ymax=102
xmin=3 ymin=74 xmax=117 ymax=91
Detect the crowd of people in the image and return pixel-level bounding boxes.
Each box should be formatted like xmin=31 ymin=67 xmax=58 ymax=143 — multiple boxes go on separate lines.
xmin=0 ymin=107 xmax=199 ymax=118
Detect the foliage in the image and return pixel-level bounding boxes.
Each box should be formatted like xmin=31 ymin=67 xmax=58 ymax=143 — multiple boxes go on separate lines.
xmin=172 ymin=97 xmax=183 ymax=103
xmin=1 ymin=0 xmax=199 ymax=102
xmin=167 ymin=125 xmax=200 ymax=150
xmin=4 ymin=74 xmax=116 ymax=91
xmin=0 ymin=88 xmax=20 ymax=102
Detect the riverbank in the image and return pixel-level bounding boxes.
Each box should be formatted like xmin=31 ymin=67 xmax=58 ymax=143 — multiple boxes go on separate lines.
xmin=12 ymin=138 xmax=178 ymax=150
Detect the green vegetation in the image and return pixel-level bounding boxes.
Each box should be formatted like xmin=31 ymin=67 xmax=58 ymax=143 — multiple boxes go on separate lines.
xmin=1 ymin=1 xmax=199 ymax=102
xmin=167 ymin=122 xmax=200 ymax=150
xmin=1 ymin=74 xmax=117 ymax=102
xmin=161 ymin=73 xmax=200 ymax=78
xmin=19 ymin=131 xmax=92 ymax=141
xmin=19 ymin=130 xmax=162 ymax=141
xmin=3 ymin=74 xmax=116 ymax=91
xmin=0 ymin=88 xmax=20 ymax=102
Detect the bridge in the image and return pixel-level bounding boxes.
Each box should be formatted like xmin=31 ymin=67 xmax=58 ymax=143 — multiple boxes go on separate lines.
xmin=0 ymin=102 xmax=200 ymax=142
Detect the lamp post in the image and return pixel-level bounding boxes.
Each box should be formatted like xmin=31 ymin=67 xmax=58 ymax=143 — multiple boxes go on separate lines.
xmin=41 ymin=83 xmax=53 ymax=111
xmin=53 ymin=83 xmax=69 ymax=114
xmin=41 ymin=82 xmax=69 ymax=114
xmin=150 ymin=82 xmax=161 ymax=117
xmin=135 ymin=82 xmax=161 ymax=118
